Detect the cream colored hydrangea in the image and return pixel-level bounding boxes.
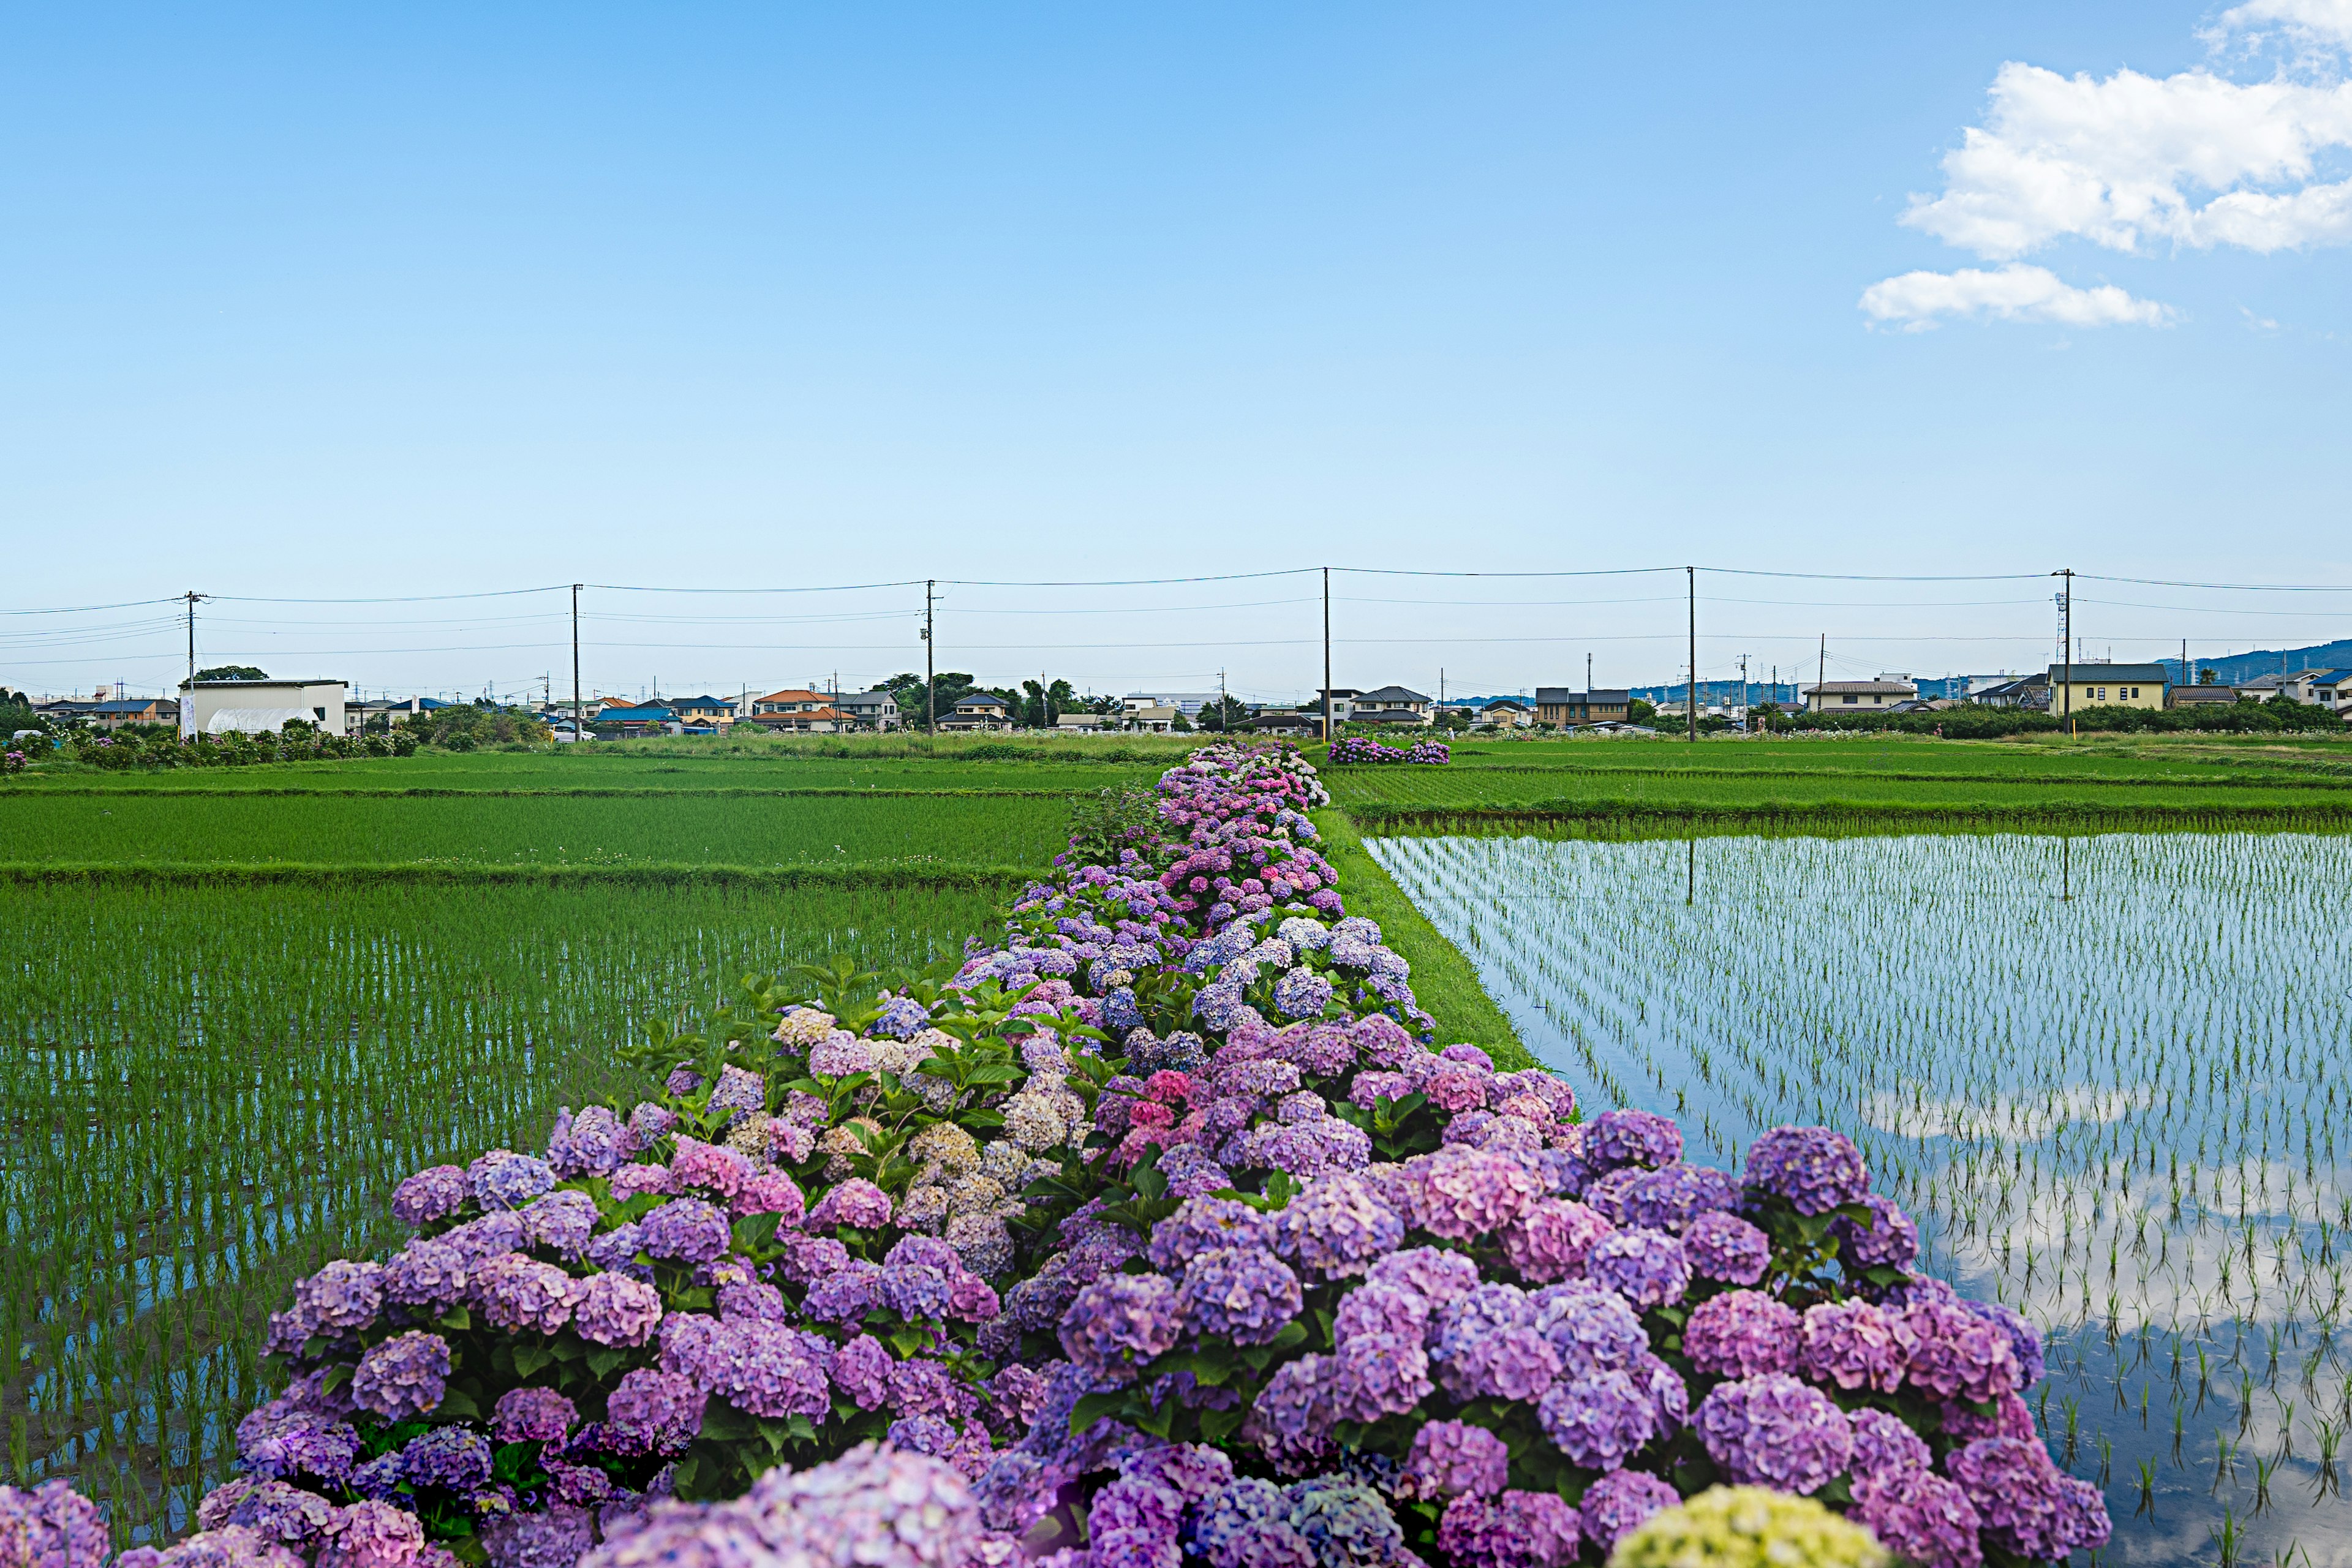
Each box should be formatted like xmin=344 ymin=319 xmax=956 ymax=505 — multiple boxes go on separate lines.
xmin=772 ymin=1009 xmax=838 ymax=1048
xmin=1608 ymin=1487 xmax=1886 ymax=1568
xmin=908 ymin=1122 xmax=981 ymax=1176
xmin=723 ymin=1112 xmax=773 ymax=1161
xmin=1000 ymin=1093 xmax=1068 ymax=1153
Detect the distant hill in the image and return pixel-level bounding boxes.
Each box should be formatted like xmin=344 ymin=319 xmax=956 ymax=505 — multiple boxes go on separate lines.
xmin=2163 ymin=641 xmax=2352 ymax=685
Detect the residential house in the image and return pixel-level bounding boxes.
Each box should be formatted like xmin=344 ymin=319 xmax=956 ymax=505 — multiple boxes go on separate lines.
xmin=2299 ymin=669 xmax=2352 ymax=711
xmin=940 ymin=692 xmax=1016 ymax=732
xmin=178 ymin=677 xmax=349 ymax=737
xmin=748 ymin=690 xmax=843 ymax=733
xmin=1478 ymin=698 xmax=1533 ymax=729
xmin=1125 ymin=704 xmax=1182 ymax=733
xmin=1249 ymin=710 xmax=1322 ymax=738
xmin=2168 ymin=685 xmax=2242 ymax=709
xmin=834 ymin=690 xmax=900 ymax=731
xmin=2046 ymin=663 xmax=2166 ymax=713
xmin=80 ymin=697 xmax=179 ymax=731
xmin=1125 ymin=692 xmax=1222 ymax=718
xmin=1801 ymin=679 xmax=1917 ymax=714
xmin=1349 ymin=685 xmax=1433 ymax=726
xmin=1970 ymin=675 xmax=2048 ymax=710
xmin=594 ymin=704 xmax=680 ymax=736
xmin=1313 ymin=689 xmax=1362 ymax=725
xmin=1533 ymin=688 xmax=1632 ymax=726
xmin=2234 ymin=671 xmax=2323 ymax=704
xmin=1055 ymin=713 xmax=1115 ymax=732
xmin=663 ymin=695 xmax=736 ymax=727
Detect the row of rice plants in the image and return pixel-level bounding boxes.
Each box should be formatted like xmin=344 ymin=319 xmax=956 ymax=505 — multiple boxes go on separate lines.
xmin=1368 ymin=829 xmax=2352 ymax=1564
xmin=9 ymin=754 xmax=1166 ymax=796
xmin=0 ymin=880 xmax=997 ymax=1542
xmin=0 ymin=792 xmax=1074 ymax=870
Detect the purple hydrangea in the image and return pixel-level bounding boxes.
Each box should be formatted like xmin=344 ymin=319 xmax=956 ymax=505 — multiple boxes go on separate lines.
xmin=491 ymin=1387 xmax=578 ymax=1444
xmin=294 ymin=1260 xmax=385 ymax=1334
xmin=1852 ymin=1468 xmax=1985 ymax=1568
xmin=1578 ymin=1468 xmax=1682 ymax=1557
xmin=831 ymin=1335 xmax=892 ymax=1410
xmin=1272 ymin=967 xmax=1335 ymax=1019
xmin=1694 ymin=1373 xmax=1853 ymax=1494
xmin=1364 ymin=1246 xmax=1481 ymax=1309
xmin=1333 ymin=1282 xmax=1431 ymax=1344
xmin=717 ymin=1278 xmax=789 ymax=1322
xmin=480 ymin=1503 xmax=595 ymax=1568
xmin=1147 ymin=1197 xmax=1275 ymax=1273
xmin=0 ymin=1479 xmax=110 ymax=1568
xmin=1437 ymin=1490 xmax=1580 ymax=1568
xmin=1946 ymin=1438 xmax=2110 ymax=1559
xmin=1834 ymin=1193 xmax=1921 ymax=1269
xmin=804 ymin=1259 xmax=883 ymax=1324
xmin=1270 ymin=1175 xmax=1404 ymax=1279
xmin=1408 ymin=1147 xmax=1543 ymax=1240
xmin=401 ymin=1426 xmax=494 ymax=1493
xmin=1531 ymin=1282 xmax=1648 ymax=1378
xmin=391 ymin=1165 xmax=471 ymax=1228
xmin=809 ymin=1033 xmax=878 ymax=1077
xmin=1439 ymin=1325 xmax=1559 ymax=1403
xmin=1329 ymin=1332 xmax=1435 ymax=1422
xmin=1800 ymin=1298 xmax=1912 ymax=1393
xmin=573 ymin=1272 xmax=663 ymax=1346
xmin=349 ymin=1331 xmax=450 ymax=1420
xmin=1499 ymin=1199 xmax=1613 ymax=1284
xmin=1178 ymin=1246 xmax=1303 ymax=1345
xmin=1620 ymin=1163 xmax=1741 ymax=1233
xmin=1244 ymin=1355 xmax=1338 ymax=1476
xmin=467 ymin=1149 xmax=559 ymax=1211
xmin=1585 ymin=1227 xmax=1690 ymax=1308
xmin=545 ymin=1106 xmax=633 ymax=1177
xmin=876 ymin=1262 xmax=954 ymax=1322
xmin=521 ymin=1190 xmax=599 ymax=1254
xmin=472 ymin=1253 xmax=578 ymax=1335
xmin=1743 ymin=1125 xmax=1869 ymax=1216
xmin=1582 ymin=1110 xmax=1681 ymax=1172
xmin=637 ymin=1197 xmax=733 ymax=1265
xmin=602 ymin=1368 xmax=706 ymax=1456
xmin=1941 ymin=1392 xmax=2038 ymax=1445
xmin=807 ymin=1178 xmax=894 ymax=1231
xmin=1848 ymin=1408 xmax=1933 ymax=1480
xmin=1681 ymin=1290 xmax=1799 ymax=1378
xmin=1287 ymin=1476 xmax=1409 ymax=1567
xmin=1683 ymin=1210 xmax=1771 ymax=1286
xmin=1398 ymin=1420 xmax=1509 ymax=1502
xmin=1194 ymin=1477 xmax=1310 ymax=1567
xmin=1959 ymin=1298 xmax=2045 ymax=1387
xmin=873 ymin=995 xmax=933 ymax=1039
xmin=1536 ymin=1370 xmax=1659 ymax=1470
xmin=1904 ymin=1299 xmax=2022 ymax=1404
xmin=382 ymin=1240 xmax=470 ymax=1314
xmin=1060 ymin=1273 xmax=1183 ymax=1385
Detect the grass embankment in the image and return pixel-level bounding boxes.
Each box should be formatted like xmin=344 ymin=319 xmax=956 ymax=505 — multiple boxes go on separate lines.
xmin=1314 ymin=807 xmax=1532 ymax=1071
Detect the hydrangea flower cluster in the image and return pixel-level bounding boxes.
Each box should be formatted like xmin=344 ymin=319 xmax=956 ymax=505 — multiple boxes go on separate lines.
xmin=1327 ymin=736 xmax=1450 ymax=766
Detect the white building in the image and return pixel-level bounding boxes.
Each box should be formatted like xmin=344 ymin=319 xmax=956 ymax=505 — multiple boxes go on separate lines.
xmin=179 ymin=677 xmax=349 ymax=737
xmin=1801 ymin=679 xmax=1916 ymax=714
xmin=1125 ymin=692 xmax=1221 ymax=717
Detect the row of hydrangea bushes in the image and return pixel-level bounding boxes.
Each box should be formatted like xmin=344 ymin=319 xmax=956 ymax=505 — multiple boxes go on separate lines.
xmin=0 ymin=742 xmax=2104 ymax=1568
xmin=1326 ymin=737 xmax=1449 ymax=766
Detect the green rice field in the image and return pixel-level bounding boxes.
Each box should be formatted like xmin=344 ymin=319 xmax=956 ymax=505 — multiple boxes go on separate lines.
xmin=1371 ymin=827 xmax=2352 ymax=1566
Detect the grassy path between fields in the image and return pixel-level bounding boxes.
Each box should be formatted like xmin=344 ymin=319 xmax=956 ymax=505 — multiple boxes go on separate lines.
xmin=1313 ymin=807 xmax=1533 ymax=1071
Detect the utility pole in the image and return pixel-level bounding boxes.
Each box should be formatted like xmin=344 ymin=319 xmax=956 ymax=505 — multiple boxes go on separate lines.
xmin=571 ymin=585 xmax=584 ymax=739
xmin=1686 ymin=565 xmax=1697 ymax=744
xmin=922 ymin=579 xmax=936 ymax=750
xmin=183 ymin=590 xmax=205 ymax=686
xmin=1816 ymin=634 xmax=1826 ymax=720
xmin=1737 ymin=654 xmax=1749 ymax=732
xmin=2057 ymin=568 xmax=2074 ymax=737
xmin=1218 ymin=667 xmax=1228 ymax=732
xmin=1321 ymin=567 xmax=1333 ymax=747
xmin=1586 ymin=651 xmax=1593 ymax=703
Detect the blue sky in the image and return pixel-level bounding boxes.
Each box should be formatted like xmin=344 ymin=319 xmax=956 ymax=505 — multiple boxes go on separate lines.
xmin=6 ymin=2 xmax=2349 ymax=701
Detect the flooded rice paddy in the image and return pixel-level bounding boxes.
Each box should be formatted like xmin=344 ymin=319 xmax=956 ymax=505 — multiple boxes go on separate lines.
xmin=1371 ymin=830 xmax=2351 ymax=1567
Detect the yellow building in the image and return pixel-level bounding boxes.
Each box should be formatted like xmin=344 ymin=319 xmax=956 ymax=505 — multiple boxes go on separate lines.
xmin=2047 ymin=662 xmax=2167 ymax=712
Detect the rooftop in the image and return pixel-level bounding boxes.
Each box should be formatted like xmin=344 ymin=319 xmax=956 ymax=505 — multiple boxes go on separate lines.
xmin=2046 ymin=663 xmax=2168 ymax=684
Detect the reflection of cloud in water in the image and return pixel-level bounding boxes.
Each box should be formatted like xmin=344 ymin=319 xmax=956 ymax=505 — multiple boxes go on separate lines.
xmin=1927 ymin=1155 xmax=2351 ymax=1332
xmin=1861 ymin=1083 xmax=2152 ymax=1142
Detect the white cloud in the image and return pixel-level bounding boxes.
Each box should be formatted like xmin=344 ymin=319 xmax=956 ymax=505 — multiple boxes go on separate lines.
xmin=2215 ymin=0 xmax=2352 ymax=53
xmin=1858 ymin=263 xmax=2177 ymax=330
xmin=1901 ymin=61 xmax=2352 ymax=258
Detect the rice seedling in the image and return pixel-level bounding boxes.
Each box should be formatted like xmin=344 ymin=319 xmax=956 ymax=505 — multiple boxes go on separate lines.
xmin=1368 ymin=827 xmax=2352 ymax=1562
